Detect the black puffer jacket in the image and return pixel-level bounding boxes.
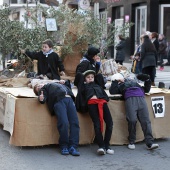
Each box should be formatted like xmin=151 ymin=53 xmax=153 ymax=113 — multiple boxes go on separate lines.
xmin=38 ymin=82 xmax=75 ymax=115
xmin=115 ymin=40 xmax=126 ymax=61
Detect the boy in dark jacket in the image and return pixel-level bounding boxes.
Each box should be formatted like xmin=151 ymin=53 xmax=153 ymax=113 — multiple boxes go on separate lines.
xmin=33 ymin=80 xmax=80 ymax=156
xmin=76 ymin=70 xmax=114 ymax=155
xmin=109 ymin=73 xmax=159 ymax=150
xmin=21 ymin=39 xmax=65 ymax=80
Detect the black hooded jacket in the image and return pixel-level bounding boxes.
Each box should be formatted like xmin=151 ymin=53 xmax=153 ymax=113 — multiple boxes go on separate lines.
xmin=38 ymin=82 xmax=75 ymax=115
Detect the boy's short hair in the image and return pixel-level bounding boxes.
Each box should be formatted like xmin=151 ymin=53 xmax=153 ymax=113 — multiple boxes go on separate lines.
xmin=42 ymin=39 xmax=53 ymax=48
xmin=33 ymin=84 xmax=39 ymax=96
xmin=83 ymin=70 xmax=96 ymax=78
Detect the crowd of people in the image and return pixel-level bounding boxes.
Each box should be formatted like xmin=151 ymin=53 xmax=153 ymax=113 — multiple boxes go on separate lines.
xmin=21 ymin=37 xmax=160 ymax=157
xmin=131 ymin=31 xmax=169 ymax=86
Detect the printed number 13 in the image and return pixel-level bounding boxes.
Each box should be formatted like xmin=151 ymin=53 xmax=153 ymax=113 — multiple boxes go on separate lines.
xmin=153 ymin=103 xmax=163 ymax=114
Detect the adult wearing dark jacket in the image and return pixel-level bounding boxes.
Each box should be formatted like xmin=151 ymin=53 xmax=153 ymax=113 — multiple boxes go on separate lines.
xmin=22 ymin=39 xmax=65 ymax=80
xmin=158 ymin=34 xmax=167 ymax=71
xmin=109 ymin=73 xmax=159 ymax=150
xmin=140 ymin=35 xmax=157 ymax=86
xmin=115 ymin=35 xmax=126 ymax=65
xmin=75 ymin=70 xmax=113 ymax=155
xmin=33 ymin=81 xmax=80 ymax=156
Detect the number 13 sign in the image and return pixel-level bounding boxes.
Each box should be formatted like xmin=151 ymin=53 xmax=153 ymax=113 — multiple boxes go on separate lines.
xmin=151 ymin=96 xmax=165 ymax=118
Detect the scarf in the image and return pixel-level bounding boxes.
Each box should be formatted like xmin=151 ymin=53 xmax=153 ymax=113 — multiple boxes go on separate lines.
xmin=43 ymin=49 xmax=54 ymax=57
xmin=88 ymin=98 xmax=107 ymax=132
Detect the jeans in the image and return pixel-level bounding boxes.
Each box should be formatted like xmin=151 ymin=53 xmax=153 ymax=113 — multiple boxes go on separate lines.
xmin=54 ymin=97 xmax=79 ymax=149
xmin=88 ymin=103 xmax=113 ymax=149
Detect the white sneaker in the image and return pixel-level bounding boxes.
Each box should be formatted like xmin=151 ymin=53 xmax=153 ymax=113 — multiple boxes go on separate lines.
xmin=106 ymin=148 xmax=114 ymax=155
xmin=128 ymin=144 xmax=135 ymax=150
xmin=97 ymin=148 xmax=106 ymax=155
xmin=147 ymin=144 xmax=159 ymax=150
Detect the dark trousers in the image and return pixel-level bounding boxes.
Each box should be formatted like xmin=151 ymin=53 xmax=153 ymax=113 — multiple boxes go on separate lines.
xmin=116 ymin=60 xmax=123 ymax=65
xmin=88 ymin=103 xmax=113 ymax=149
xmin=54 ymin=97 xmax=80 ymax=149
xmin=142 ymin=66 xmax=156 ymax=83
xmin=125 ymin=97 xmax=154 ymax=146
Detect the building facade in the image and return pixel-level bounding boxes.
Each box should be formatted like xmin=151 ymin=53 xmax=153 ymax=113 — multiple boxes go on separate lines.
xmin=106 ymin=0 xmax=170 ymax=59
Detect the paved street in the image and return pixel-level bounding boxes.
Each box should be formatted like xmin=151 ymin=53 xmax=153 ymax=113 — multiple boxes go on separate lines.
xmin=0 ymin=125 xmax=170 ymax=170
xmin=0 ymin=63 xmax=170 ymax=170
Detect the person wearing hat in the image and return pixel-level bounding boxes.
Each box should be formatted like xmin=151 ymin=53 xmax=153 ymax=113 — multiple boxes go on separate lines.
xmin=75 ymin=69 xmax=114 ymax=155
xmin=74 ymin=46 xmax=105 ymax=89
xmin=109 ymin=73 xmax=159 ymax=150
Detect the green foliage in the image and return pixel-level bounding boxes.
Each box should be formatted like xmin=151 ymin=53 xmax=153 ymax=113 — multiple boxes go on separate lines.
xmin=0 ymin=4 xmax=133 ymax=69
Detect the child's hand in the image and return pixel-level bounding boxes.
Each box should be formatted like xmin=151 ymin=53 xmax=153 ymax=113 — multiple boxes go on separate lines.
xmin=117 ymin=79 xmax=124 ymax=83
xmin=60 ymin=71 xmax=65 ymax=76
xmin=95 ymin=56 xmax=101 ymax=62
xmin=39 ymin=91 xmax=44 ymax=101
xmin=59 ymin=80 xmax=65 ymax=84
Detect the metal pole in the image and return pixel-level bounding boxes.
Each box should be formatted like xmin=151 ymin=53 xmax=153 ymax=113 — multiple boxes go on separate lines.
xmin=26 ymin=0 xmax=28 ymax=29
xmin=35 ymin=0 xmax=38 ymax=27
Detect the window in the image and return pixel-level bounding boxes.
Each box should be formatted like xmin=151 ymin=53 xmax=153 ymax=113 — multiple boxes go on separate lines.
xmin=160 ymin=5 xmax=170 ymax=42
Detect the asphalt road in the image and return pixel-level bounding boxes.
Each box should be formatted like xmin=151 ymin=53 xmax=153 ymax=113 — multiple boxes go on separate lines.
xmin=0 ymin=125 xmax=170 ymax=170
xmin=1 ymin=63 xmax=170 ymax=170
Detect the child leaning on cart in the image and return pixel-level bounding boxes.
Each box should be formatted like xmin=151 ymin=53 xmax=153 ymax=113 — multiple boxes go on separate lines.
xmin=75 ymin=70 xmax=114 ymax=155
xmin=109 ymin=73 xmax=159 ymax=150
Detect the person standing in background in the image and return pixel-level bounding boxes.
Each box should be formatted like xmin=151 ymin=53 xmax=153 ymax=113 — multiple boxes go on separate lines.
xmin=158 ymin=34 xmax=167 ymax=71
xmin=115 ymin=35 xmax=126 ymax=65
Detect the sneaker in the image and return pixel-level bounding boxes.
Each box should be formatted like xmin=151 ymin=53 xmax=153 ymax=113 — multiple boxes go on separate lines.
xmin=97 ymin=148 xmax=106 ymax=155
xmin=128 ymin=144 xmax=135 ymax=150
xmin=69 ymin=146 xmax=80 ymax=156
xmin=147 ymin=144 xmax=159 ymax=150
xmin=106 ymin=148 xmax=114 ymax=155
xmin=61 ymin=148 xmax=69 ymax=155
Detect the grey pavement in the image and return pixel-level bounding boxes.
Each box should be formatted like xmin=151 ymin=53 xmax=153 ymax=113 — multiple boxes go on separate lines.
xmin=1 ymin=126 xmax=170 ymax=170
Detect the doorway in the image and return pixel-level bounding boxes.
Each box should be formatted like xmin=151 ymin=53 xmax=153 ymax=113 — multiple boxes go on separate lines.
xmin=135 ymin=6 xmax=147 ymax=47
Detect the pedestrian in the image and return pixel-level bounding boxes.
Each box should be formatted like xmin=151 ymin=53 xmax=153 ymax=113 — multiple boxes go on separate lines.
xmin=115 ymin=34 xmax=126 ymax=65
xmin=150 ymin=32 xmax=159 ymax=77
xmin=33 ymin=80 xmax=80 ymax=156
xmin=109 ymin=73 xmax=159 ymax=150
xmin=158 ymin=34 xmax=167 ymax=71
xmin=74 ymin=46 xmax=105 ymax=89
xmin=21 ymin=39 xmax=65 ymax=80
xmin=131 ymin=35 xmax=143 ymax=75
xmin=140 ymin=35 xmax=157 ymax=86
xmin=75 ymin=70 xmax=114 ymax=155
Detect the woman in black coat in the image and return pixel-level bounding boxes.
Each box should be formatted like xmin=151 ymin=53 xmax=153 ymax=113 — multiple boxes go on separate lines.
xmin=115 ymin=35 xmax=126 ymax=65
xmin=140 ymin=35 xmax=157 ymax=86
